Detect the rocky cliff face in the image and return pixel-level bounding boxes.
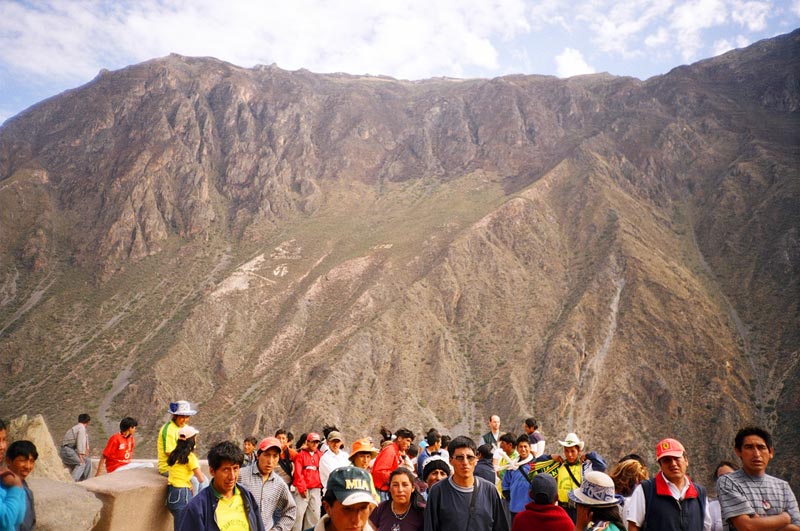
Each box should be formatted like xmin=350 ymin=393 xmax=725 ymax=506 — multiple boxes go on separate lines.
xmin=1 ymin=31 xmax=798 ymax=487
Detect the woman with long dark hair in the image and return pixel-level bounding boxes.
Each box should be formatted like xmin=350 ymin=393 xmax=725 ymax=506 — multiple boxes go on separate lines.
xmin=166 ymin=426 xmax=207 ymax=531
xmin=369 ymin=467 xmax=425 ymax=531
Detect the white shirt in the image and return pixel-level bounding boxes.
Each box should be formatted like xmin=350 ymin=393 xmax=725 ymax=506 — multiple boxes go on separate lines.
xmin=319 ymin=448 xmax=351 ymax=493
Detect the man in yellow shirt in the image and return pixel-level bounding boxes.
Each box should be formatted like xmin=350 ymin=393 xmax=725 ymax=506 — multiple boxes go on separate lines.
xmin=179 ymin=441 xmax=265 ymax=531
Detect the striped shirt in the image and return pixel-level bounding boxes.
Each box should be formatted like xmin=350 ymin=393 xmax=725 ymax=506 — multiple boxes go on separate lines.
xmin=717 ymin=469 xmax=800 ymax=531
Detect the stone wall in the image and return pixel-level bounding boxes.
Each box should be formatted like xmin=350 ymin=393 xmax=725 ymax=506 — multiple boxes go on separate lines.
xmin=7 ymin=414 xmax=176 ymax=531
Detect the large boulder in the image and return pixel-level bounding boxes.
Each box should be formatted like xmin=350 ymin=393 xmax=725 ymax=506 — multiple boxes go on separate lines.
xmin=79 ymin=467 xmax=172 ymax=531
xmin=28 ymin=477 xmax=103 ymax=531
xmin=7 ymin=414 xmax=71 ymax=481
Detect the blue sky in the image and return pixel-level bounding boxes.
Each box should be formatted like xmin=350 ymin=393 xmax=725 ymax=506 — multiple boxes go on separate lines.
xmin=1 ymin=0 xmax=799 ymax=124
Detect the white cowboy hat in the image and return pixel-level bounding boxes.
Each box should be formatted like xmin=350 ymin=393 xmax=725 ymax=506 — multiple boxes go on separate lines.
xmin=558 ymin=432 xmax=585 ymax=451
xmin=168 ymin=400 xmax=197 ymax=416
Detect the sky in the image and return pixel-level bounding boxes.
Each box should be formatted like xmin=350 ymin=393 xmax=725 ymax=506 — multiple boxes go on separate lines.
xmin=1 ymin=0 xmax=799 ymax=125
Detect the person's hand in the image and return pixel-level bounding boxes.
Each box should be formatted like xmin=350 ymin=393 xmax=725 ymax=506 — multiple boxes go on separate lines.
xmin=580 ymin=454 xmax=587 ymax=463
xmin=299 ymin=490 xmax=307 ymax=498
xmin=553 ymin=455 xmax=564 ymax=464
xmin=0 ymin=470 xmax=21 ymax=488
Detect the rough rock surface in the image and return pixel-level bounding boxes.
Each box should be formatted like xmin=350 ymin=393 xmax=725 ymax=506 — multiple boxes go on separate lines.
xmin=7 ymin=414 xmax=71 ymax=481
xmin=0 ymin=31 xmax=798 ymax=488
xmin=80 ymin=468 xmax=172 ymax=531
xmin=28 ymin=477 xmax=102 ymax=531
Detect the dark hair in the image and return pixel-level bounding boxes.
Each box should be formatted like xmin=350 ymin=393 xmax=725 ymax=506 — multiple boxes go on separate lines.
xmin=6 ymin=440 xmax=38 ymax=461
xmin=440 ymin=435 xmax=452 ymax=448
xmin=78 ymin=413 xmax=91 ymax=424
xmin=734 ymin=427 xmax=773 ymax=450
xmin=426 ymin=430 xmax=441 ymax=446
xmin=167 ymin=435 xmax=196 ymax=466
xmin=296 ymin=433 xmax=308 ymax=450
xmin=618 ymin=453 xmax=646 ymax=466
xmin=395 ymin=428 xmax=415 ymax=440
xmin=120 ymin=417 xmax=138 ymax=432
xmin=447 ymin=436 xmax=476 ymax=456
xmin=524 ymin=418 xmax=538 ymax=429
xmin=380 ymin=427 xmax=393 ymax=443
xmin=477 ymin=444 xmax=494 ymax=459
xmin=208 ymin=441 xmax=244 ymax=470
xmin=244 ymin=436 xmax=258 ymax=446
xmin=713 ymin=460 xmax=739 ymax=480
xmin=322 ymin=425 xmax=339 ymax=439
xmin=583 ymin=505 xmax=625 ymax=528
xmin=286 ymin=431 xmax=294 ymax=442
xmin=406 ymin=443 xmax=419 ymax=458
xmin=388 ymin=468 xmax=426 ymax=510
xmin=275 ymin=429 xmax=287 ymax=437
xmin=515 ymin=435 xmax=530 ymax=447
xmin=499 ymin=433 xmax=517 ymax=445
xmin=0 ymin=419 xmax=5 ymax=431
xmin=323 ymin=486 xmax=338 ymax=505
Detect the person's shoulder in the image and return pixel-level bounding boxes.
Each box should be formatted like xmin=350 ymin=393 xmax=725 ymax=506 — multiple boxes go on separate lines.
xmin=475 ymin=476 xmax=499 ymax=494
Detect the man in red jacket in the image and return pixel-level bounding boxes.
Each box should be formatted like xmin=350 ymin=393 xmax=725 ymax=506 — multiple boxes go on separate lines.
xmin=371 ymin=428 xmax=414 ymax=501
xmin=292 ymin=432 xmax=323 ymax=531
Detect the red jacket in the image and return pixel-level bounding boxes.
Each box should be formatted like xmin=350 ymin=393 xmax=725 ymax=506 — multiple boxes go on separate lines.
xmin=371 ymin=442 xmax=402 ymax=491
xmin=293 ymin=448 xmax=323 ymax=494
xmin=512 ymin=502 xmax=574 ymax=531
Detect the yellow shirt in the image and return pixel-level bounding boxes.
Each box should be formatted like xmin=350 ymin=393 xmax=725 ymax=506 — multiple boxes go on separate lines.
xmin=168 ymin=453 xmax=199 ymax=488
xmin=157 ymin=421 xmax=181 ymax=474
xmin=556 ymin=462 xmax=582 ymax=503
xmin=215 ymin=486 xmax=250 ymax=531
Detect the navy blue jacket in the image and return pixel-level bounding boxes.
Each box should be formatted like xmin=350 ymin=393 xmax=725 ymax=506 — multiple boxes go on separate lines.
xmin=179 ymin=483 xmax=265 ymax=531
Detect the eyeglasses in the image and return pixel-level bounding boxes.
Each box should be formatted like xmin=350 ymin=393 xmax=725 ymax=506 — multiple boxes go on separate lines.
xmin=452 ymin=454 xmax=477 ymax=463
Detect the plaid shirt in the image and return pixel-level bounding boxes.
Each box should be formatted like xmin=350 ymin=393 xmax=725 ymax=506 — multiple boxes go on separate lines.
xmin=239 ymin=465 xmax=297 ymax=531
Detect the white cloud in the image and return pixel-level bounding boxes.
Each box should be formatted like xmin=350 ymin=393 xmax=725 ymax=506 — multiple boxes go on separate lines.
xmin=0 ymin=0 xmax=532 ymax=84
xmin=731 ymin=0 xmax=769 ymax=31
xmin=670 ymin=0 xmax=728 ymax=60
xmin=793 ymin=0 xmax=800 ymax=17
xmin=645 ymin=27 xmax=670 ymax=47
xmin=555 ymin=47 xmax=596 ymax=77
xmin=712 ymin=34 xmax=753 ymax=56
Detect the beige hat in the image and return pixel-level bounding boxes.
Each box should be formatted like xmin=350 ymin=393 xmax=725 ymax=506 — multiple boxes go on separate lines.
xmin=558 ymin=432 xmax=585 ymax=451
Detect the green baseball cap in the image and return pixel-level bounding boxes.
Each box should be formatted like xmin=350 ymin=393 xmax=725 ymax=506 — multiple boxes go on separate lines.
xmin=326 ymin=466 xmax=377 ymax=507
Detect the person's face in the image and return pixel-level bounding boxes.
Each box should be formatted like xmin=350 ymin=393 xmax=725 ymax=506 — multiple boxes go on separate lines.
xmin=257 ymin=448 xmax=280 ymax=476
xmin=324 ymin=500 xmax=373 ymax=531
xmin=0 ymin=429 xmax=7 ymax=462
xmin=426 ymin=469 xmax=448 ymax=488
xmin=523 ymin=423 xmax=534 ymax=435
xmin=277 ymin=433 xmax=288 ymax=447
xmin=174 ymin=415 xmax=189 ymax=427
xmin=389 ymin=473 xmax=414 ymax=506
xmin=6 ymin=454 xmax=35 ymax=480
xmin=517 ymin=441 xmax=531 ymax=460
xmin=211 ymin=460 xmax=241 ymax=497
xmin=352 ymin=452 xmax=372 ymax=470
xmin=735 ymin=435 xmax=773 ymax=477
xmin=563 ymin=445 xmax=580 ymax=464
xmin=658 ymin=454 xmax=688 ymax=484
xmin=396 ymin=437 xmax=412 ymax=452
xmin=450 ymin=447 xmax=477 ymax=483
xmin=244 ymin=441 xmax=255 ymax=455
xmin=499 ymin=441 xmax=513 ymax=455
xmin=307 ymin=440 xmax=320 ymax=451
xmin=123 ymin=426 xmax=136 ymax=438
xmin=489 ymin=416 xmax=500 ymax=432
xmin=329 ymin=439 xmax=342 ymax=452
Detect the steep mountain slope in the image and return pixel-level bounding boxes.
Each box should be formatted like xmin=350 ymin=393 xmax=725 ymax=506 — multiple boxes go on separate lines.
xmin=1 ymin=30 xmax=798 ymax=486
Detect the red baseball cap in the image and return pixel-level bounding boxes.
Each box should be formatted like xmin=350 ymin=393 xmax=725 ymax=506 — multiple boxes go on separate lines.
xmin=656 ymin=438 xmax=685 ymax=460
xmin=307 ymin=432 xmax=322 ymax=442
xmin=257 ymin=437 xmax=282 ymax=453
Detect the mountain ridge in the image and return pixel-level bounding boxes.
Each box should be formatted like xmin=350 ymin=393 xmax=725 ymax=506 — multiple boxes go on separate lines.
xmin=1 ymin=30 xmax=798 ymax=488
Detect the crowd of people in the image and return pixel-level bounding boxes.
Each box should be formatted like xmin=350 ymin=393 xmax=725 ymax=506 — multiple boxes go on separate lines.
xmin=0 ymin=408 xmax=798 ymax=531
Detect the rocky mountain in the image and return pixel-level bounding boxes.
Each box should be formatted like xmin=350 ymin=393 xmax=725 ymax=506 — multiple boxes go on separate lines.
xmin=1 ymin=30 xmax=798 ymax=487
